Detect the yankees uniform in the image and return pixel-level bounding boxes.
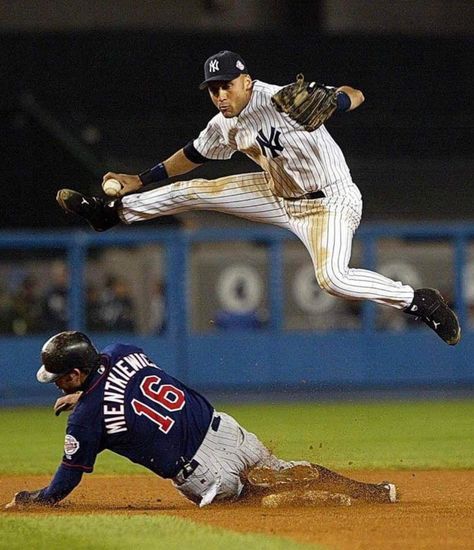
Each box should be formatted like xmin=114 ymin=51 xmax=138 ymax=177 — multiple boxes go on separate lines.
xmin=32 ymin=341 xmax=306 ymax=507
xmin=56 ymin=50 xmax=460 ymax=344
xmin=119 ymin=58 xmax=414 ymax=310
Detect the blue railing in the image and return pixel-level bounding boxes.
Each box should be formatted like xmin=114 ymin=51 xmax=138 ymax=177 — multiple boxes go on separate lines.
xmin=0 ymin=223 xmax=473 ymax=405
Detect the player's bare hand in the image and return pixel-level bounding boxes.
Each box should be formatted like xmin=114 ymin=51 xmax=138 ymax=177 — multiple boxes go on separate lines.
xmin=54 ymin=392 xmax=82 ymax=416
xmin=102 ymin=172 xmax=143 ymax=196
xmin=5 ymin=490 xmax=42 ymax=509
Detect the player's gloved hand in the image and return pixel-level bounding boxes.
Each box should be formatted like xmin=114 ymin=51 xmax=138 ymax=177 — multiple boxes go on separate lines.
xmin=102 ymin=172 xmax=142 ymax=197
xmin=54 ymin=391 xmax=83 ymax=416
xmin=271 ymin=74 xmax=337 ymax=131
xmin=5 ymin=490 xmax=43 ymax=509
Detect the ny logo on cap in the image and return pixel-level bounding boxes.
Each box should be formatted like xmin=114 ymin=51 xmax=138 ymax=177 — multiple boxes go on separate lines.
xmin=209 ymin=60 xmax=220 ymax=72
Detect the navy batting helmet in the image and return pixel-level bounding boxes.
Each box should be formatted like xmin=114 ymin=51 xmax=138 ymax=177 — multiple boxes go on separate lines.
xmin=37 ymin=331 xmax=100 ymax=383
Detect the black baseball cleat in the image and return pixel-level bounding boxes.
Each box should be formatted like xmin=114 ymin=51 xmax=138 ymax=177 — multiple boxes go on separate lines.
xmin=404 ymin=288 xmax=461 ymax=345
xmin=56 ymin=189 xmax=121 ymax=232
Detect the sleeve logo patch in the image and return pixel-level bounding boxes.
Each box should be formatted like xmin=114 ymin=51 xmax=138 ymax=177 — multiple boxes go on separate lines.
xmin=64 ymin=434 xmax=80 ymax=457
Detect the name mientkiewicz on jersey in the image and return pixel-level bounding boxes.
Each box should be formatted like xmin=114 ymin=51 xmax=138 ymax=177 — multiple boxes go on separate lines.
xmin=103 ymin=353 xmax=159 ymax=434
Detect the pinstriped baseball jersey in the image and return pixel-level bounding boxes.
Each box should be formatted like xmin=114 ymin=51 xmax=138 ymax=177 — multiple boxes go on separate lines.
xmin=120 ymin=77 xmax=415 ymax=311
xmin=193 ymin=80 xmax=352 ymax=198
xmin=59 ymin=52 xmax=458 ymax=343
xmin=173 ymin=411 xmax=309 ymax=507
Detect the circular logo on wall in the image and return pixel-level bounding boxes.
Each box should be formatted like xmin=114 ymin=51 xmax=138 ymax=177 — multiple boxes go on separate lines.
xmin=216 ymin=264 xmax=263 ymax=313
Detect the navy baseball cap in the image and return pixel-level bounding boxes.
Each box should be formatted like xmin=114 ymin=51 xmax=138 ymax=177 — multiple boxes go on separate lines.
xmin=199 ymin=50 xmax=248 ymax=90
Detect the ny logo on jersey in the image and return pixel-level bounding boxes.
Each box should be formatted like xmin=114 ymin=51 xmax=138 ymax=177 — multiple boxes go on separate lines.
xmin=209 ymin=60 xmax=219 ymax=72
xmin=256 ymin=127 xmax=284 ymax=159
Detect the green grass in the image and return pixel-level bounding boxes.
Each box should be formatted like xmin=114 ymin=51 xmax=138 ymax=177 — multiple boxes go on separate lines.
xmin=1 ymin=400 xmax=473 ymax=475
xmin=0 ymin=514 xmax=317 ymax=550
xmin=1 ymin=400 xmax=472 ymax=550
xmin=221 ymin=399 xmax=474 ymax=470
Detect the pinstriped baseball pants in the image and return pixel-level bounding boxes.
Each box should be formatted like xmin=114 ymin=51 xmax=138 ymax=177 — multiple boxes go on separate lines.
xmin=172 ymin=412 xmax=309 ymax=507
xmin=121 ymin=172 xmax=414 ymax=309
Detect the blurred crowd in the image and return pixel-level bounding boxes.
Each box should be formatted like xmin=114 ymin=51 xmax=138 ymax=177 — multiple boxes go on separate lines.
xmin=0 ymin=262 xmax=166 ymax=335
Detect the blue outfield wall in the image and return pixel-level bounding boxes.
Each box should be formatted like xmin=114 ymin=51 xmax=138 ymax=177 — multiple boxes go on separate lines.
xmin=0 ymin=223 xmax=472 ymax=406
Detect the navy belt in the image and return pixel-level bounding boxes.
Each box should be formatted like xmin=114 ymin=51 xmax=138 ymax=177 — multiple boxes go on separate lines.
xmin=179 ymin=415 xmax=221 ymax=479
xmin=285 ymin=190 xmax=325 ymax=201
xmin=211 ymin=415 xmax=221 ymax=432
xmin=180 ymin=458 xmax=199 ymax=479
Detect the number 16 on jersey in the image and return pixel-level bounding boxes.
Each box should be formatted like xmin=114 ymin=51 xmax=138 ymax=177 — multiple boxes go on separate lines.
xmin=132 ymin=375 xmax=186 ymax=433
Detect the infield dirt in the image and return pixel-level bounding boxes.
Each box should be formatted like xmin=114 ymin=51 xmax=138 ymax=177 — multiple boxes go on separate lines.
xmin=2 ymin=470 xmax=473 ymax=549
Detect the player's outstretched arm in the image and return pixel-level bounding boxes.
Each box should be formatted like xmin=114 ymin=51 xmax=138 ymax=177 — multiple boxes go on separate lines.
xmin=102 ymin=148 xmax=202 ymax=197
xmin=336 ymin=86 xmax=365 ymax=111
xmin=5 ymin=490 xmax=44 ymax=509
xmin=5 ymin=466 xmax=84 ymax=508
xmin=163 ymin=148 xmax=202 ymax=177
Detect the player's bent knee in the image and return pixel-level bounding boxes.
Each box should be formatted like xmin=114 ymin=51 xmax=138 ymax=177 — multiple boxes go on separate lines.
xmin=316 ymin=270 xmax=350 ymax=297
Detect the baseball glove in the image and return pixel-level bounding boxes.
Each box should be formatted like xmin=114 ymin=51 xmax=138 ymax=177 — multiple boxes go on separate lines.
xmin=271 ymin=74 xmax=337 ymax=131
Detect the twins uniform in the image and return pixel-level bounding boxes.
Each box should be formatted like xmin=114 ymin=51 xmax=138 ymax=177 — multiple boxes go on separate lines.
xmin=120 ymin=79 xmax=414 ymax=310
xmin=35 ymin=343 xmax=303 ymax=507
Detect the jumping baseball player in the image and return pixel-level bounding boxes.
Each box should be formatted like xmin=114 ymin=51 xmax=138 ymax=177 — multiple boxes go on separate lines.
xmin=6 ymin=331 xmax=397 ymax=508
xmin=57 ymin=50 xmax=460 ymax=346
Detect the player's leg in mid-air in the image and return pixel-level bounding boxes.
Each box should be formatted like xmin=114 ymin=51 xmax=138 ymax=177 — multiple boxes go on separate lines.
xmin=286 ymin=196 xmax=460 ymax=345
xmin=57 ymin=178 xmax=460 ymax=345
xmin=287 ymin=196 xmax=414 ymax=309
xmin=57 ymin=172 xmax=290 ymax=231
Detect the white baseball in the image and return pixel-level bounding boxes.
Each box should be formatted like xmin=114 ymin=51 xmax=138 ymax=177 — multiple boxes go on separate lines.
xmin=103 ymin=178 xmax=123 ymax=197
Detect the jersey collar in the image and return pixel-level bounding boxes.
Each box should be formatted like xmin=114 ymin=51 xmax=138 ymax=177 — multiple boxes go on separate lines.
xmin=80 ymin=358 xmax=109 ymax=394
xmin=236 ymin=80 xmax=259 ymax=120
